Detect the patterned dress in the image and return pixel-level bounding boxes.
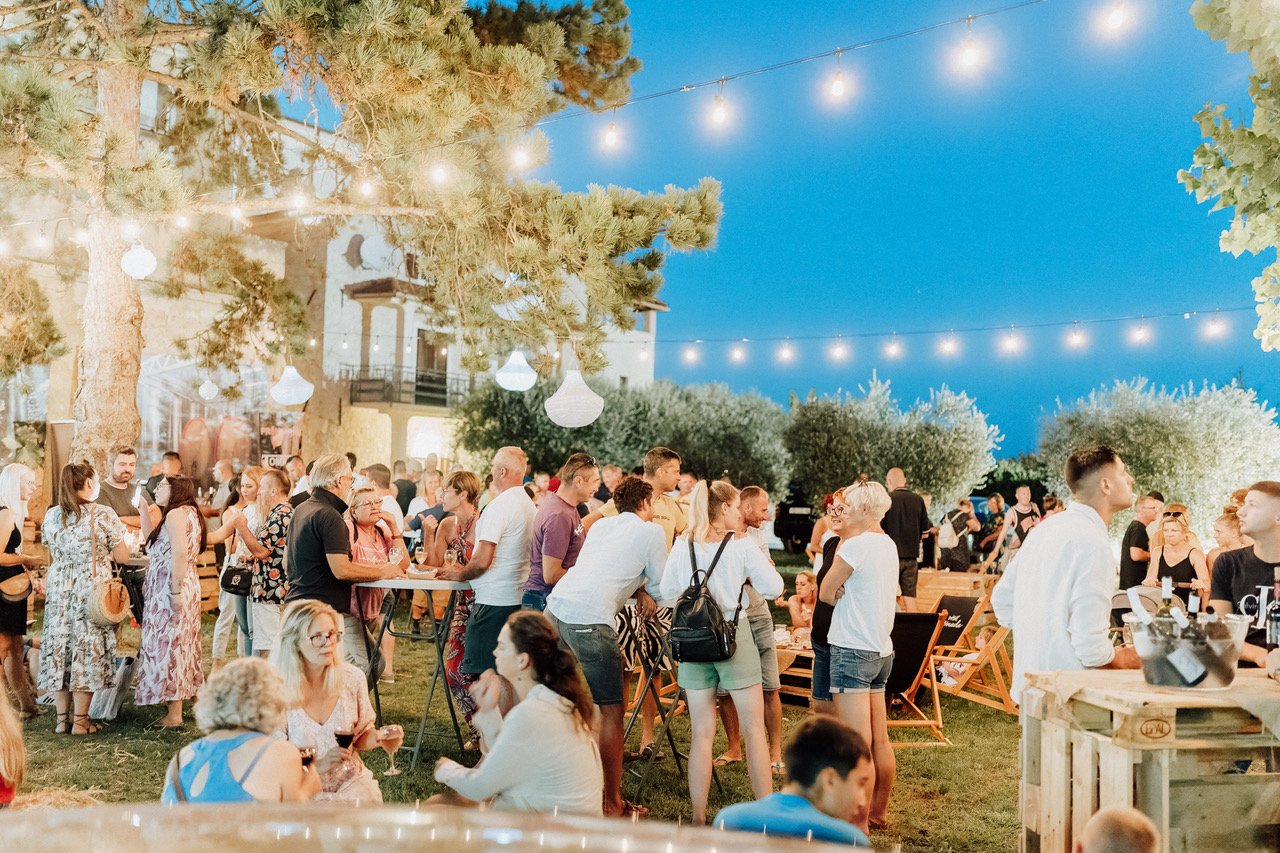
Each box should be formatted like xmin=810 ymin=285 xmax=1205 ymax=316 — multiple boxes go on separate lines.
xmin=251 ymin=502 xmax=292 ymax=604
xmin=39 ymin=504 xmax=127 ymax=693
xmin=443 ymin=514 xmax=478 ymax=730
xmin=135 ymin=506 xmax=204 ymax=705
xmin=278 ymin=662 xmax=382 ymax=803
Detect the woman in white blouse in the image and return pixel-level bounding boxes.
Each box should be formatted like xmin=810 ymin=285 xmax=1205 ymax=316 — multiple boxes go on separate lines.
xmin=433 ymin=610 xmax=603 ymax=814
xmin=658 ymin=480 xmax=784 ymax=826
xmin=818 ymin=480 xmax=899 ymax=831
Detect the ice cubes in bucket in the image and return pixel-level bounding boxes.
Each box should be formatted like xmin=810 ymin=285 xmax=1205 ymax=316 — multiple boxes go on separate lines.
xmin=1122 ymin=612 xmax=1250 ymax=689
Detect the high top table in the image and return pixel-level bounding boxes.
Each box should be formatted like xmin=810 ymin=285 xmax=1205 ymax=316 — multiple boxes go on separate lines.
xmin=357 ymin=577 xmax=471 ymax=770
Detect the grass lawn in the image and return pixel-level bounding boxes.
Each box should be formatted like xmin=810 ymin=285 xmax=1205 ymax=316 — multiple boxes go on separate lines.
xmin=19 ymin=561 xmax=1021 ymax=852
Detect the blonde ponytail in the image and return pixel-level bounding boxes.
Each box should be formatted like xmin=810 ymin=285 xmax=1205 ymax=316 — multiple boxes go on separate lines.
xmin=686 ymin=479 xmax=739 ymax=542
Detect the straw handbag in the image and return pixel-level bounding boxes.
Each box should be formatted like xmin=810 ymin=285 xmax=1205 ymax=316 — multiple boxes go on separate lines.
xmin=85 ymin=505 xmax=129 ymax=627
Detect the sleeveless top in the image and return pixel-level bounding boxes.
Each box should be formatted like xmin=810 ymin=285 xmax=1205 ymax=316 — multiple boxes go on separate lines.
xmin=449 ymin=513 xmax=476 ymax=565
xmin=1156 ymin=550 xmax=1196 ymax=586
xmin=1011 ymin=506 xmax=1040 ymax=547
xmin=162 ymin=732 xmax=274 ymax=804
xmin=0 ymin=518 xmax=21 ymax=583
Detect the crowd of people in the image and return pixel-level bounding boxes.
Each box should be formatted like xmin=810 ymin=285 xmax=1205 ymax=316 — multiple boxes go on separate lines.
xmin=0 ymin=440 xmax=1263 ymax=853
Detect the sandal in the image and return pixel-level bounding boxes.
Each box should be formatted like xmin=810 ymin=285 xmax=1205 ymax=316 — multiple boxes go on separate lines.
xmin=625 ymin=743 xmax=665 ymax=763
xmin=72 ymin=714 xmax=102 ymax=735
xmin=771 ymin=761 xmax=786 ymax=776
xmin=713 ymin=753 xmax=741 ymax=767
xmin=620 ymin=800 xmax=649 ymax=819
xmin=55 ymin=711 xmax=70 ymax=734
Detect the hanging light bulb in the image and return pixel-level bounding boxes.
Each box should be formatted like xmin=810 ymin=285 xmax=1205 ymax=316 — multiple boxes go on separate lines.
xmin=511 ymin=147 xmax=531 ymax=170
xmin=359 ymin=179 xmax=375 ymax=196
xmin=173 ymin=214 xmax=190 ymax=229
xmin=198 ymin=379 xmax=219 ymax=401
xmin=638 ymin=346 xmax=649 ymax=361
xmin=940 ymin=333 xmax=958 ymax=355
xmin=830 ymin=337 xmax=848 ymax=360
xmin=830 ymin=70 xmax=846 ymax=98
xmin=270 ymin=365 xmax=314 ymax=406
xmin=961 ymin=36 xmax=979 ymax=67
xmin=711 ymin=95 xmax=732 ymax=125
xmin=1002 ymin=327 xmax=1021 ymax=353
xmin=441 ymin=346 xmax=448 ymax=355
xmin=34 ymin=233 xmax=50 ymax=250
xmin=885 ymin=334 xmax=901 ymax=357
xmin=604 ymin=122 xmax=619 ymax=147
xmin=230 ymin=205 xmax=244 ymax=220
xmin=1068 ymin=323 xmax=1085 ymax=348
xmin=119 ymin=220 xmax=142 ymax=242
xmin=683 ymin=345 xmax=698 ymax=363
xmin=73 ymin=228 xmax=89 ymax=244
xmin=731 ymin=345 xmax=745 ymax=363
xmin=544 ymin=370 xmax=604 ymax=428
xmin=495 ymin=351 xmax=537 ymax=392
xmin=289 ymin=192 xmax=308 ymax=210
xmin=778 ymin=340 xmax=794 ymax=361
xmin=120 ymin=242 xmax=157 ymax=279
xmin=0 ymin=239 xmax=9 ymax=256
xmin=1130 ymin=320 xmax=1150 ymax=343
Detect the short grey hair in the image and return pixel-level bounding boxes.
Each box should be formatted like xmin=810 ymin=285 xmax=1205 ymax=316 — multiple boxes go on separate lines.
xmin=194 ymin=657 xmax=288 ymax=735
xmin=310 ymin=453 xmax=352 ymax=490
xmin=842 ymin=480 xmax=893 ymax=519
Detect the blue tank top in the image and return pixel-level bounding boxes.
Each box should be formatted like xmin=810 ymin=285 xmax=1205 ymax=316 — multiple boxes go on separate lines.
xmin=162 ymin=732 xmax=274 ymax=804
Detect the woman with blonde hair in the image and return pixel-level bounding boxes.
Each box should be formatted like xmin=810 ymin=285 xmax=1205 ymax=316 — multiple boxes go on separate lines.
xmin=39 ymin=463 xmax=130 ymax=734
xmin=271 ymin=599 xmax=401 ymax=803
xmin=818 ymin=479 xmax=900 ymax=831
xmin=0 ymin=463 xmax=41 ymax=718
xmin=162 ymin=657 xmax=319 ymax=803
xmin=210 ymin=467 xmax=265 ymax=668
xmin=657 ymin=480 xmax=784 ymax=825
xmin=225 ymin=469 xmax=293 ymax=655
xmin=1207 ymin=509 xmax=1250 ymax=573
xmin=1142 ymin=512 xmax=1210 ymax=600
xmin=0 ymin=691 xmax=23 ymax=808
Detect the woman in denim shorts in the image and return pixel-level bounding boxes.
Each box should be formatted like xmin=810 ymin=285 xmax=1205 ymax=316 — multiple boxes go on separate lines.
xmin=819 ymin=480 xmax=900 ymax=831
xmin=809 ymin=492 xmax=852 ymax=714
xmin=658 ymin=481 xmax=784 ymax=826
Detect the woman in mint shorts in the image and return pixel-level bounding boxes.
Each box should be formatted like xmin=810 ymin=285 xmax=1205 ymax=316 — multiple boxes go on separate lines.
xmin=658 ymin=480 xmax=783 ymax=826
xmin=819 ymin=480 xmax=900 ymax=831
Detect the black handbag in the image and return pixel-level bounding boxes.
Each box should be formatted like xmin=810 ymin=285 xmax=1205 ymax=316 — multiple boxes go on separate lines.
xmin=219 ymin=563 xmax=253 ymax=596
xmin=669 ymin=533 xmax=746 ymax=663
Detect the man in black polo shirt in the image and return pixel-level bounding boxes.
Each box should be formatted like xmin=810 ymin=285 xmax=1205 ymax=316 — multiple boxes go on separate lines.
xmin=1118 ymin=492 xmax=1162 ymax=590
xmin=881 ymin=467 xmax=930 ymax=612
xmin=286 ymin=453 xmax=405 ymax=668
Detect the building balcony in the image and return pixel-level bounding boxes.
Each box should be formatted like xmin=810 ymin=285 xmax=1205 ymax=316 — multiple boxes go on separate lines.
xmin=341 ymin=366 xmax=472 ymax=409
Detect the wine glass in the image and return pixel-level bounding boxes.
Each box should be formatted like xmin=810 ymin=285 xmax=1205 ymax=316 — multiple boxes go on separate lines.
xmin=413 ymin=538 xmax=426 ymax=565
xmin=378 ymin=725 xmax=404 ymax=776
xmin=298 ymin=747 xmax=316 ymax=768
xmin=442 ymin=548 xmax=458 ymax=570
xmin=334 ymin=728 xmax=354 ymax=750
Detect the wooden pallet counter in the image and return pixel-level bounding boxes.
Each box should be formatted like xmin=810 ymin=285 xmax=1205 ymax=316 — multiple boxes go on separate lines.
xmin=1020 ymin=669 xmax=1280 ymax=853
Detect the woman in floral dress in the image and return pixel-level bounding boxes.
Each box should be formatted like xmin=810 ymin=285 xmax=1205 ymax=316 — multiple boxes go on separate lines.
xmin=136 ymin=475 xmax=206 ymax=727
xmin=39 ymin=463 xmax=130 ymax=734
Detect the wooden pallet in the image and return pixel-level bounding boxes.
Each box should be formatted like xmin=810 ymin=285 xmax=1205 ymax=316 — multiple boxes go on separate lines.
xmin=197 ymin=551 xmax=220 ymax=611
xmin=915 ymin=569 xmax=994 ymax=614
xmin=1020 ymin=670 xmax=1280 ymax=853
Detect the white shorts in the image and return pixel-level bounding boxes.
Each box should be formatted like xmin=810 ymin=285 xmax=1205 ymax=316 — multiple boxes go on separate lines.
xmin=250 ymin=601 xmax=283 ymax=651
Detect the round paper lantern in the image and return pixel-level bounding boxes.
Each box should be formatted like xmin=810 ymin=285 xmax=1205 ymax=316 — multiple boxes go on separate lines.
xmin=198 ymin=379 xmax=219 ymax=400
xmin=495 ymin=351 xmax=537 ymax=391
xmin=269 ymin=365 xmax=314 ymax=406
xmin=120 ymin=242 xmax=157 ymax=280
xmin=544 ymin=370 xmax=603 ymax=428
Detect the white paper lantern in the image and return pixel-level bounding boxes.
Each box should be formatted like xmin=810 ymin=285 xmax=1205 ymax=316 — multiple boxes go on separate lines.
xmin=198 ymin=379 xmax=219 ymax=400
xmin=269 ymin=365 xmax=314 ymax=406
xmin=544 ymin=370 xmax=604 ymax=428
xmin=495 ymin=351 xmax=537 ymax=391
xmin=120 ymin=242 xmax=157 ymax=280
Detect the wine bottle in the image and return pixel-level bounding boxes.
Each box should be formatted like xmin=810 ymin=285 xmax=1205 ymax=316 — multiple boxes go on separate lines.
xmin=1172 ymin=608 xmax=1236 ymax=688
xmin=1154 ymin=576 xmax=1175 ymax=618
xmin=1166 ymin=609 xmax=1208 ymax=687
xmin=1266 ymin=581 xmax=1280 ymax=651
xmin=1187 ymin=593 xmax=1200 ymax=615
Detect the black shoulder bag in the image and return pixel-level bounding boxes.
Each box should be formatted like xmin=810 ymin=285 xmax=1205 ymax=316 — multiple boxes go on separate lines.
xmin=669 ymin=533 xmax=746 ymax=663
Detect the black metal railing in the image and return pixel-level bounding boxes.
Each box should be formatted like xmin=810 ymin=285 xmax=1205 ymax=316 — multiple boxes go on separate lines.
xmin=341 ymin=366 xmax=472 ymax=408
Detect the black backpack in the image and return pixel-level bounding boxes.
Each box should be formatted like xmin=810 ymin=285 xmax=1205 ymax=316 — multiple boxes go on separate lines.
xmin=669 ymin=533 xmax=746 ymax=663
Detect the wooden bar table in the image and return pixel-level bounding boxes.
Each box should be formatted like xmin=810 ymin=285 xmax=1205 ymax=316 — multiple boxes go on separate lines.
xmin=1020 ymin=669 xmax=1280 ymax=853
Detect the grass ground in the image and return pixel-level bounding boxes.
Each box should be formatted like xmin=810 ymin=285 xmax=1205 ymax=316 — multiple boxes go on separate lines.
xmin=19 ymin=555 xmax=1021 ymax=852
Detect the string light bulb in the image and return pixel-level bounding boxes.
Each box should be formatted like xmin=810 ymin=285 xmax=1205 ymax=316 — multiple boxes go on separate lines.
xmin=604 ymin=122 xmax=619 ymax=147
xmin=309 ymin=338 xmax=317 ymax=347
xmin=683 ymin=345 xmax=698 ymax=363
xmin=940 ymin=333 xmax=958 ymax=355
xmin=1002 ymin=326 xmax=1021 ymax=353
xmin=830 ymin=336 xmax=848 ymax=360
xmin=1068 ymin=322 xmax=1085 ymax=348
xmin=961 ymin=36 xmax=979 ymax=67
xmin=430 ymin=163 xmax=449 ymax=184
xmin=885 ymin=334 xmax=901 ymax=357
xmin=511 ymin=147 xmax=531 ymax=170
xmin=1131 ymin=319 xmax=1149 ymax=343
xmin=33 ymin=233 xmax=50 ymax=250
xmin=73 ymin=228 xmax=89 ymax=244
xmin=731 ymin=345 xmax=745 ymax=362
xmin=289 ymin=192 xmax=308 ymax=210
xmin=779 ymin=340 xmax=794 ymax=361
xmin=639 ymin=346 xmax=648 ymax=361
xmin=173 ymin=214 xmax=189 ymax=229
xmin=0 ymin=240 xmax=8 ymax=256
xmin=712 ymin=95 xmax=727 ymax=125
xmin=359 ymin=179 xmax=375 ymax=196
xmin=1206 ymin=311 xmax=1226 ymax=338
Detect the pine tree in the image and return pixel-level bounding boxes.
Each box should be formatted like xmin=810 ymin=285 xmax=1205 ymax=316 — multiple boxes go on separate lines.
xmin=0 ymin=0 xmax=722 ymax=467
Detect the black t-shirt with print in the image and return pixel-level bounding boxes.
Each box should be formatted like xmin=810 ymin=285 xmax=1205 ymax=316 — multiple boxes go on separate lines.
xmin=1209 ymin=545 xmax=1280 ymax=648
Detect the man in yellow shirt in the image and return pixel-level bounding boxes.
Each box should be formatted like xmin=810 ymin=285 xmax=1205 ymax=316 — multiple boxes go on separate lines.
xmin=583 ymin=446 xmax=685 ymax=759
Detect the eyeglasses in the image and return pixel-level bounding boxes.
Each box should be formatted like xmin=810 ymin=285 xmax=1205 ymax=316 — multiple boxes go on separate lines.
xmin=352 ymin=500 xmax=381 ymax=511
xmin=307 ymin=630 xmax=344 ymax=648
xmin=826 ymin=504 xmax=847 ymax=517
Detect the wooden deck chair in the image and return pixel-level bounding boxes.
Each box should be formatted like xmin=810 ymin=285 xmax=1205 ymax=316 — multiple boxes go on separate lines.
xmin=927 ymin=624 xmax=1018 ymax=715
xmin=931 ymin=593 xmax=989 ymax=651
xmin=627 ymin=663 xmax=684 ymax=718
xmin=885 ymin=611 xmax=951 ymax=747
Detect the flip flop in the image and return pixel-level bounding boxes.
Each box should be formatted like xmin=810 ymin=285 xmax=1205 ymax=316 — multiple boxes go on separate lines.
xmin=713 ymin=753 xmax=741 ymax=767
xmin=771 ymin=761 xmax=786 ymax=776
xmin=620 ymin=800 xmax=649 ymax=819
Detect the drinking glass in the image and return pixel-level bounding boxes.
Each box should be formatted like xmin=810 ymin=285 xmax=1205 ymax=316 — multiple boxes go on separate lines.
xmin=442 ymin=549 xmax=458 ymax=570
xmin=334 ymin=729 xmax=354 ymax=750
xmin=298 ymin=747 xmax=316 ymax=768
xmin=378 ymin=725 xmax=404 ymax=776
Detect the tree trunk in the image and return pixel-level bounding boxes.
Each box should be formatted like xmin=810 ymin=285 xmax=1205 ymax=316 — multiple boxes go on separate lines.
xmin=71 ymin=0 xmax=144 ymax=472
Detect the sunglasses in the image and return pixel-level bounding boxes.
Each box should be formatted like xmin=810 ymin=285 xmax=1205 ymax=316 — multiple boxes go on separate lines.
xmin=1162 ymin=511 xmax=1184 ymax=518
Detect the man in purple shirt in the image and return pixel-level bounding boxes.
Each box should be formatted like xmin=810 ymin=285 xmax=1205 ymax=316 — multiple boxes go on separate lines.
xmin=522 ymin=453 xmax=601 ymax=611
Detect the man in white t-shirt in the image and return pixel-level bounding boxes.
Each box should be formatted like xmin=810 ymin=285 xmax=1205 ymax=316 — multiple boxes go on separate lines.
xmin=546 ymin=476 xmax=668 ymax=817
xmin=992 ymin=446 xmax=1141 ymax=703
xmin=439 ymin=445 xmax=536 ymax=676
xmin=716 ymin=485 xmax=785 ymax=771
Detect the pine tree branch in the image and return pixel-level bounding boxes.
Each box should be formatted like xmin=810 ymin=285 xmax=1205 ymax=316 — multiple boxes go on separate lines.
xmin=194 ymin=198 xmax=440 ymax=220
xmin=0 ymin=13 xmax=58 ymax=36
xmin=0 ymin=0 xmax=59 ymax=16
xmin=70 ymin=0 xmax=110 ymax=42
xmin=218 ymin=102 xmax=356 ymax=168
xmin=131 ymin=25 xmax=211 ymax=46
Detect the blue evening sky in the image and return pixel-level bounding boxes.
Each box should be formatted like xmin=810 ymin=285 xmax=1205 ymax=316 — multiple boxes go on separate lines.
xmin=534 ymin=0 xmax=1278 ymax=454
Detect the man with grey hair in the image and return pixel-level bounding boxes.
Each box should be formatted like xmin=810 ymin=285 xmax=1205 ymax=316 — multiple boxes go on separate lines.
xmin=286 ymin=454 xmax=405 ymax=647
xmin=438 ymin=445 xmax=536 ymax=675
xmin=1073 ymin=807 xmax=1158 ymax=853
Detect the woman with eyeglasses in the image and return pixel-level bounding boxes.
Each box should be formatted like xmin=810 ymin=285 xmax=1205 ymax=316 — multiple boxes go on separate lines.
xmin=344 ymin=485 xmax=410 ymax=681
xmin=806 ymin=494 xmax=839 ymax=572
xmin=271 ymin=600 xmax=399 ymax=803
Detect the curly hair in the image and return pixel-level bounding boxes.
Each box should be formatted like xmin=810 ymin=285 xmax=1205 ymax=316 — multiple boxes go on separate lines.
xmin=611 ymin=476 xmax=653 ymax=514
xmin=194 ymin=657 xmax=288 ymax=735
